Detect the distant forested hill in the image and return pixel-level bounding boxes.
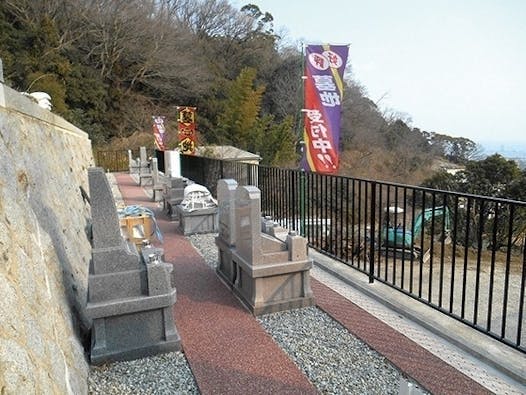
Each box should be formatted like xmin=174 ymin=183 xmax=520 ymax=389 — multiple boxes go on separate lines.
xmin=0 ymin=0 xmax=482 ymax=184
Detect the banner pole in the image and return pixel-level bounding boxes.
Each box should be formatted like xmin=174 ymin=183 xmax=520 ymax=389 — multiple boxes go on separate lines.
xmin=299 ymin=42 xmax=306 ymax=237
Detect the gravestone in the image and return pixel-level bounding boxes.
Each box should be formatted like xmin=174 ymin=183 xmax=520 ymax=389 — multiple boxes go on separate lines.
xmin=223 ymin=184 xmax=314 ymax=315
xmin=151 ymin=158 xmax=165 ymax=202
xmin=176 ymin=184 xmax=218 ymax=235
xmin=128 ymin=149 xmax=140 ymax=174
xmin=138 ymin=146 xmax=152 ymax=186
xmin=164 ymin=150 xmax=181 ymax=178
xmin=163 ymin=177 xmax=188 ymax=220
xmin=215 ymin=179 xmax=238 ymax=287
xmin=86 ymin=167 xmax=180 ymax=364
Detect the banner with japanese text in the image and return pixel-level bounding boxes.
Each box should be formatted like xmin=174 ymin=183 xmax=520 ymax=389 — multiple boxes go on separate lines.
xmin=302 ymin=44 xmax=349 ymax=173
xmin=177 ymin=106 xmax=197 ymax=154
xmin=152 ymin=115 xmax=166 ymax=151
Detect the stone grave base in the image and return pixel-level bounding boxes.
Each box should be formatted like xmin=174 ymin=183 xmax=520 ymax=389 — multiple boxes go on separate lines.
xmin=231 ymin=253 xmax=314 ymax=315
xmin=216 ymin=236 xmax=235 ymax=288
xmin=90 ymin=305 xmax=181 ymax=364
xmin=165 ymin=200 xmax=181 ymax=221
xmin=176 ymin=206 xmax=218 ymax=235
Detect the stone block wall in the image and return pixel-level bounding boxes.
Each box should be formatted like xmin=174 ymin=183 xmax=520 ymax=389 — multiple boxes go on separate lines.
xmin=0 ymin=82 xmax=93 ymax=393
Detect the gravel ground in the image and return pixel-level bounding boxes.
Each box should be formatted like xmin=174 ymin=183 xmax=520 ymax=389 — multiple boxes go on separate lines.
xmin=258 ymin=307 xmax=402 ymax=394
xmin=88 ymin=351 xmax=198 ymax=394
xmin=188 ymin=233 xmax=416 ymax=395
xmin=88 ymin=231 xmax=417 ymax=395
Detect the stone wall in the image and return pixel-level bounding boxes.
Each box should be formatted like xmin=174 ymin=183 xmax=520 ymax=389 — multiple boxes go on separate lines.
xmin=0 ymin=82 xmax=93 ymax=394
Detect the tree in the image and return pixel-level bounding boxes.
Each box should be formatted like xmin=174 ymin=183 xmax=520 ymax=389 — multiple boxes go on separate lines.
xmin=423 ymin=154 xmax=526 ymax=249
xmin=212 ymin=67 xmax=296 ymax=165
xmin=460 ymin=154 xmax=521 ymax=197
xmin=214 ymin=67 xmax=265 ymax=146
xmin=249 ymin=114 xmax=297 ymax=166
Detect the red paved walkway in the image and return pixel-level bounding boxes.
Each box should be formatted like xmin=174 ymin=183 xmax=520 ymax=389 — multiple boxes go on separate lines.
xmin=116 ymin=173 xmax=316 ymax=395
xmin=312 ymin=281 xmax=490 ymax=395
xmin=115 ymin=173 xmax=490 ymax=395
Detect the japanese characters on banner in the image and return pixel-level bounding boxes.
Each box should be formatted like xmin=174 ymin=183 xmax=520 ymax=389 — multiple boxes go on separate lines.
xmin=177 ymin=106 xmax=197 ymax=155
xmin=152 ymin=115 xmax=166 ymax=151
xmin=302 ymin=44 xmax=349 ymax=174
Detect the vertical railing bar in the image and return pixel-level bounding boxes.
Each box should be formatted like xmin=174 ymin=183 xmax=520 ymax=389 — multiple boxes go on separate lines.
xmin=450 ymin=195 xmax=459 ymax=314
xmin=318 ymin=173 xmax=322 ymax=248
xmin=338 ymin=178 xmax=347 ymax=259
xmin=377 ymin=184 xmax=384 ymax=277
xmin=487 ymin=202 xmax=499 ymax=332
xmin=419 ymin=191 xmax=426 ymax=299
xmin=461 ymin=198 xmax=472 ymax=319
xmin=368 ymin=181 xmax=369 ymax=270
xmin=351 ymin=179 xmax=356 ymax=266
xmin=324 ymin=175 xmax=329 ymax=252
xmin=501 ymin=205 xmax=514 ymax=339
xmin=331 ymin=176 xmax=335 ymax=256
xmin=428 ymin=192 xmax=436 ymax=303
xmin=516 ymin=236 xmax=526 ymax=346
xmin=439 ymin=193 xmax=447 ymax=308
xmin=385 ymin=186 xmax=391 ymax=281
xmin=410 ymin=190 xmax=416 ymax=293
xmin=345 ymin=178 xmax=350 ymax=263
xmin=393 ymin=186 xmax=399 ymax=285
xmin=292 ymin=170 xmax=295 ymax=230
xmin=307 ymin=172 xmax=311 ymax=244
xmin=271 ymin=168 xmax=275 ymax=219
xmin=474 ymin=200 xmax=485 ymax=326
xmin=369 ymin=182 xmax=376 ymax=283
xmin=282 ymin=168 xmax=286 ymax=226
xmin=358 ymin=181 xmax=362 ymax=269
xmin=401 ymin=187 xmax=408 ymax=290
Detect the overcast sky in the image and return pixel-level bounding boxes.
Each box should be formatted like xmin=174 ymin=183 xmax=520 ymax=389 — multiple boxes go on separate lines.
xmin=233 ymin=0 xmax=526 ymax=147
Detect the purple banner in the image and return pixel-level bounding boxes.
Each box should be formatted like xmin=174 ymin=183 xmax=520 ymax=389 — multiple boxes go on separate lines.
xmin=302 ymin=44 xmax=349 ymax=173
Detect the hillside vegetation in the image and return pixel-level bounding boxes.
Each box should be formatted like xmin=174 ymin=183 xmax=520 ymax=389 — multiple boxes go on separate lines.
xmin=0 ymin=0 xmax=500 ymax=186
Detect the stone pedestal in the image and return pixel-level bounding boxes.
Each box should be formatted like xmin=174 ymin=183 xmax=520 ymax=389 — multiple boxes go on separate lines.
xmin=128 ymin=149 xmax=140 ymax=174
xmin=151 ymin=158 xmax=165 ymax=202
xmin=163 ymin=177 xmax=188 ymax=220
xmin=216 ymin=181 xmax=314 ymax=315
xmin=86 ymin=167 xmax=180 ymax=364
xmin=138 ymin=146 xmax=152 ymax=186
xmin=176 ymin=205 xmax=218 ymax=235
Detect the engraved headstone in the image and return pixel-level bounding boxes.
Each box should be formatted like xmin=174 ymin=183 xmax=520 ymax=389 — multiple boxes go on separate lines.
xmin=86 ymin=167 xmax=180 ymax=364
xmin=217 ymin=182 xmax=314 ymax=315
xmin=151 ymin=158 xmax=164 ymax=202
xmin=215 ymin=179 xmax=238 ymax=286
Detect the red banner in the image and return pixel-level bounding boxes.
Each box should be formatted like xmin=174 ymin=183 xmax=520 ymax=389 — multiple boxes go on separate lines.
xmin=302 ymin=44 xmax=349 ymax=174
xmin=177 ymin=106 xmax=197 ymax=154
xmin=152 ymin=116 xmax=166 ymax=151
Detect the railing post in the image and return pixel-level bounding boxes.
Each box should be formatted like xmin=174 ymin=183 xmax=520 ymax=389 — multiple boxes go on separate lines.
xmin=300 ymin=170 xmax=306 ymax=237
xmin=220 ymin=160 xmax=224 ymax=180
xmin=369 ymin=181 xmax=376 ymax=283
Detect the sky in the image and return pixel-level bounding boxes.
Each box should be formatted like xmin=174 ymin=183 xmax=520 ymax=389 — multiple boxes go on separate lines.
xmin=232 ymin=0 xmax=526 ymax=148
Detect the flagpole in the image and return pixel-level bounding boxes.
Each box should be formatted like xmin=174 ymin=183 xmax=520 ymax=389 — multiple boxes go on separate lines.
xmin=299 ymin=42 xmax=306 ymax=237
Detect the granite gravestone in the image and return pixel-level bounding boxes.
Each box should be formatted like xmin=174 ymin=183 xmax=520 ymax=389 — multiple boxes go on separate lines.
xmin=175 ymin=184 xmax=218 ymax=235
xmin=151 ymin=158 xmax=165 ymax=202
xmin=128 ymin=149 xmax=140 ymax=174
xmin=163 ymin=177 xmax=188 ymax=220
xmin=215 ymin=179 xmax=238 ymax=287
xmin=86 ymin=167 xmax=180 ymax=364
xmin=138 ymin=146 xmax=152 ymax=186
xmin=219 ymin=184 xmax=314 ymax=315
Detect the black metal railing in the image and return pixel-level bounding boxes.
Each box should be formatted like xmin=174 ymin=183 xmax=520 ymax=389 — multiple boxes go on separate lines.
xmin=180 ymin=155 xmax=525 ymax=353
